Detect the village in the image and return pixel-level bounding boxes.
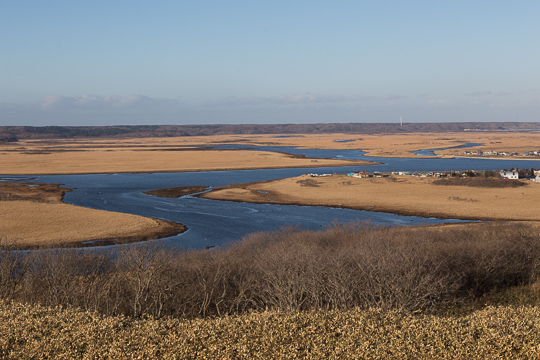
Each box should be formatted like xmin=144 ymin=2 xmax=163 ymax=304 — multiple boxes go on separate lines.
xmin=308 ymin=169 xmax=540 ymax=182
xmin=462 ymin=149 xmax=540 ymax=157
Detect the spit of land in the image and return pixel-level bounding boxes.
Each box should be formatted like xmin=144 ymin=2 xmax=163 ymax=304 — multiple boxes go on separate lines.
xmin=201 ymin=174 xmax=540 ymax=222
xmin=2 ymin=131 xmax=540 ymax=248
xmin=2 ymin=131 xmax=540 ymax=175
xmin=0 ymin=182 xmax=185 ymax=249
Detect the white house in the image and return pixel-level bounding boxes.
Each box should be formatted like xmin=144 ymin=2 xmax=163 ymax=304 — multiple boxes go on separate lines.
xmin=500 ymin=170 xmax=519 ymax=179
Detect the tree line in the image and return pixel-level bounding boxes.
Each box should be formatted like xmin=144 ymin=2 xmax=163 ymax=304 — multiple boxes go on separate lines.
xmin=1 ymin=222 xmax=539 ymax=319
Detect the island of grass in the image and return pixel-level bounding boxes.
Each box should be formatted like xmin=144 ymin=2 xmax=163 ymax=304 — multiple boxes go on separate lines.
xmin=0 ymin=136 xmax=375 ymax=175
xmin=199 ymin=173 xmax=540 ymax=222
xmin=143 ymin=186 xmax=209 ymax=198
xmin=0 ymin=182 xmax=186 ymax=249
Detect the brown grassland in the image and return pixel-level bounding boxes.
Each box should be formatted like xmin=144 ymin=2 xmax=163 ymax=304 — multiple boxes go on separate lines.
xmin=159 ymin=131 xmax=540 ymax=157
xmin=3 ymin=222 xmax=540 ymax=358
xmin=0 ymin=182 xmax=185 ymax=248
xmin=1 ymin=132 xmax=540 ymax=175
xmin=0 ymin=135 xmax=369 ymax=247
xmin=1 ymin=131 xmax=539 ymax=247
xmin=201 ymin=174 xmax=540 ymax=222
xmin=3 ymin=300 xmax=540 ymax=359
xmin=153 ymin=131 xmax=540 ymax=158
xmin=4 ymin=131 xmax=540 ymax=357
xmin=0 ymin=136 xmax=371 ymax=175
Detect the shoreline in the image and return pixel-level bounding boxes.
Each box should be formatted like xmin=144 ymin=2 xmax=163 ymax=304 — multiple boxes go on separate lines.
xmin=143 ymin=186 xmax=210 ymax=198
xmin=0 ymin=182 xmax=187 ymax=249
xmin=0 ymin=143 xmax=377 ymax=175
xmin=18 ymin=218 xmax=187 ymax=250
xmin=0 ymin=160 xmax=378 ymax=176
xmin=196 ymin=183 xmax=499 ymax=222
xmin=199 ymin=174 xmax=540 ymax=223
xmin=454 ymin=156 xmax=540 ymax=161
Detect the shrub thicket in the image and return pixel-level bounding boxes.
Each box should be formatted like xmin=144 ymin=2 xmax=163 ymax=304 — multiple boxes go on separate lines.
xmin=1 ymin=222 xmax=539 ymax=319
xmin=433 ymin=177 xmax=527 ymax=188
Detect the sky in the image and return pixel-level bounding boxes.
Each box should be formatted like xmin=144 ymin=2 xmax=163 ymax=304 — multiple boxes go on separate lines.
xmin=1 ymin=1 xmax=539 ymax=126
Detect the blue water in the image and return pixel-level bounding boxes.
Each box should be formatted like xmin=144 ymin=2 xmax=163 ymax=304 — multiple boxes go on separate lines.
xmin=413 ymin=143 xmax=483 ymax=157
xmin=5 ymin=144 xmax=540 ymax=250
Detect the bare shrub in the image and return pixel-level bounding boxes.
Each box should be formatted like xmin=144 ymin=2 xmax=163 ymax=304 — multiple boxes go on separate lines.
xmin=19 ymin=249 xmax=116 ymax=313
xmin=4 ymin=221 xmax=540 ymax=318
xmin=0 ymin=237 xmax=26 ymax=301
xmin=296 ymin=179 xmax=321 ymax=187
xmin=115 ymin=242 xmax=178 ymax=318
xmin=433 ymin=177 xmax=527 ymax=188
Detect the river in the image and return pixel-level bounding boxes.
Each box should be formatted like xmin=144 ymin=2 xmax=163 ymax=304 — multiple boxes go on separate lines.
xmin=4 ymin=145 xmax=540 ymax=250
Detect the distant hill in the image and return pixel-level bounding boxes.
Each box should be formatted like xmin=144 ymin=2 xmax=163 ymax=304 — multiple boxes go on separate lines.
xmin=1 ymin=122 xmax=540 ymax=141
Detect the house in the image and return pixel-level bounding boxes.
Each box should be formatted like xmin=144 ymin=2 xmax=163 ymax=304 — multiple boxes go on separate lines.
xmin=352 ymin=170 xmax=370 ymax=178
xmin=500 ymin=170 xmax=519 ymax=180
xmin=532 ymin=170 xmax=540 ymax=183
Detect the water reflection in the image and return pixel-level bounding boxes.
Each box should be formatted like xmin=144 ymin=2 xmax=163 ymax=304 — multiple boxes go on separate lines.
xmin=18 ymin=143 xmax=540 ymax=249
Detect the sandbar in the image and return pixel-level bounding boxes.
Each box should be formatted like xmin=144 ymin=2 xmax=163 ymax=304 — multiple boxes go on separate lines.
xmin=0 ymin=137 xmax=373 ymax=175
xmin=200 ymin=174 xmax=540 ymax=222
xmin=0 ymin=182 xmax=185 ymax=249
xmin=3 ymin=132 xmax=540 ymax=175
xmin=144 ymin=186 xmax=209 ymax=198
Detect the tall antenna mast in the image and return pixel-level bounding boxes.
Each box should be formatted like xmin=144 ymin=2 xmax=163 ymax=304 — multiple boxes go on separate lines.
xmin=400 ymin=116 xmax=403 ymax=126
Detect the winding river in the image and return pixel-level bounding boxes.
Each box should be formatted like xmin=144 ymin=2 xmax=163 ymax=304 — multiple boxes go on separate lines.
xmin=5 ymin=146 xmax=540 ymax=250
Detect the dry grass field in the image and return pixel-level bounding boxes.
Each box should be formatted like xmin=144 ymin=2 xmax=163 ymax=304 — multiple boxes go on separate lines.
xmin=0 ymin=182 xmax=184 ymax=248
xmin=163 ymin=131 xmax=540 ymax=158
xmin=2 ymin=131 xmax=540 ymax=176
xmin=0 ymin=136 xmax=371 ymax=175
xmin=2 ymin=301 xmax=540 ymax=359
xmin=202 ymin=174 xmax=540 ymax=222
xmin=2 ymin=131 xmax=538 ymax=247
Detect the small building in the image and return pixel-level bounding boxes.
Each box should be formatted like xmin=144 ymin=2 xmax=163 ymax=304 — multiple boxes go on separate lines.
xmin=500 ymin=170 xmax=519 ymax=180
xmin=352 ymin=170 xmax=370 ymax=178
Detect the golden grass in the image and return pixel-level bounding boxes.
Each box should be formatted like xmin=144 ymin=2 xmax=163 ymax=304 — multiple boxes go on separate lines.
xmin=2 ymin=132 xmax=539 ymax=246
xmin=2 ymin=132 xmax=540 ymax=175
xmin=0 ymin=183 xmax=184 ymax=248
xmin=222 ymin=132 xmax=540 ymax=158
xmin=154 ymin=132 xmax=540 ymax=157
xmin=2 ymin=300 xmax=540 ymax=359
xmin=0 ymin=137 xmax=371 ymax=175
xmin=202 ymin=174 xmax=540 ymax=221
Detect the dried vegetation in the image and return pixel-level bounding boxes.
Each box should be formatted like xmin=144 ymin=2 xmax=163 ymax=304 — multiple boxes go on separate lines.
xmin=3 ymin=222 xmax=540 ymax=356
xmin=2 ymin=222 xmax=540 ymax=317
xmin=3 ymin=301 xmax=540 ymax=359
xmin=434 ymin=177 xmax=528 ymax=188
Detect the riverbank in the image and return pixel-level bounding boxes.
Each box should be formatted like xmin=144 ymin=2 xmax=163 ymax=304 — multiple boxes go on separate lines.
xmin=200 ymin=174 xmax=540 ymax=222
xmin=143 ymin=186 xmax=209 ymax=198
xmin=0 ymin=137 xmax=373 ymax=175
xmin=0 ymin=182 xmax=185 ymax=249
xmin=3 ymin=132 xmax=540 ymax=175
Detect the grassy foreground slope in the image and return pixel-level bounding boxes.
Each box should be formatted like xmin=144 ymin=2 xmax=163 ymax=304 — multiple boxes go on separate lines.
xmin=3 ymin=223 xmax=540 ymax=358
xmin=2 ymin=301 xmax=540 ymax=359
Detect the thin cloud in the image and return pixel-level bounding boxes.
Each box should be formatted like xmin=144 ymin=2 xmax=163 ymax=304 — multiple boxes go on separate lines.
xmin=41 ymin=94 xmax=174 ymax=110
xmin=385 ymin=94 xmax=409 ymax=100
xmin=210 ymin=93 xmax=375 ymax=107
xmin=427 ymin=98 xmax=459 ymax=106
xmin=465 ymin=91 xmax=493 ymax=97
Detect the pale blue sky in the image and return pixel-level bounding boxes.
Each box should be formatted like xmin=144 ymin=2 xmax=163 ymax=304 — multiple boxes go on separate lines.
xmin=1 ymin=1 xmax=539 ymax=125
